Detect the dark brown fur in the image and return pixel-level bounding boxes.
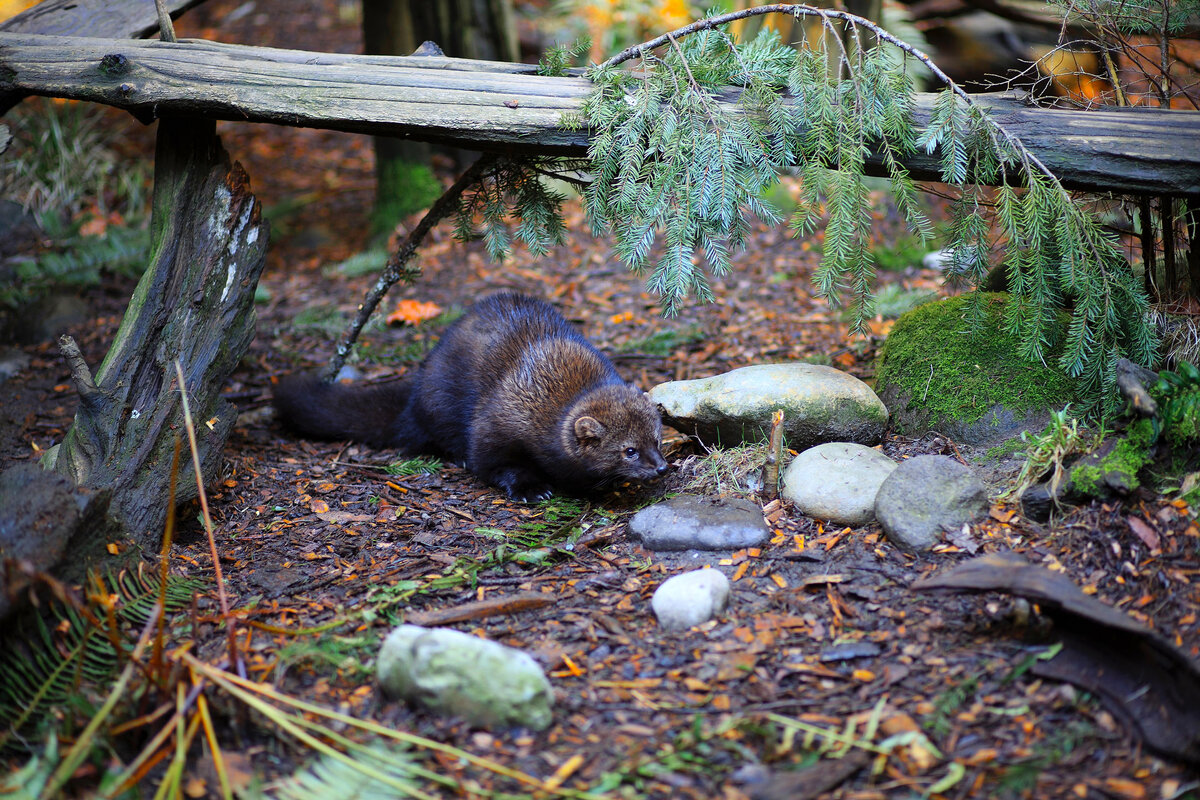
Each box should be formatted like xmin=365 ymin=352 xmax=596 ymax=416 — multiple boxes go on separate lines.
xmin=273 ymin=293 xmax=667 ymax=501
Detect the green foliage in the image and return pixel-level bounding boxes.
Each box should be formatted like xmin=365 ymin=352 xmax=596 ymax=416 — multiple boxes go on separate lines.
xmin=2 ymin=214 xmax=150 ymax=309
xmin=862 ymin=284 xmax=937 ymax=319
xmin=923 ymin=675 xmax=979 ymax=737
xmin=325 ymin=247 xmax=390 ymax=278
xmin=990 ymin=718 xmax=1096 ymax=798
xmin=1008 ymin=406 xmax=1102 ymax=499
xmin=0 ymin=736 xmax=58 ymax=799
xmin=1048 ymin=0 xmax=1200 ymax=38
xmin=373 ymin=159 xmax=443 ymax=234
xmin=274 ymin=634 xmax=375 ymax=681
xmin=572 ymin=9 xmax=1154 ymax=411
xmin=581 ymin=25 xmax=791 ymax=313
xmin=1 ymin=98 xmax=147 ymax=218
xmin=0 ymin=571 xmax=207 ymax=753
xmin=0 ymin=98 xmax=152 ymax=308
xmin=871 ymin=231 xmax=932 ymax=272
xmin=1153 ymin=360 xmax=1200 ymax=446
xmin=619 ymin=323 xmax=705 ymax=355
xmin=538 ymin=36 xmax=592 ymax=76
xmin=270 ymin=743 xmax=424 ymax=800
xmin=453 ymin=156 xmax=588 ymax=261
xmin=363 ymin=498 xmax=596 ymax=621
xmin=384 ymin=457 xmax=443 ymax=476
xmin=0 ymin=99 xmax=152 ymax=309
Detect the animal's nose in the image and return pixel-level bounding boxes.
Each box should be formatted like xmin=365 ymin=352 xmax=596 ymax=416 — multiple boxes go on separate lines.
xmin=656 ymin=461 xmax=669 ymax=476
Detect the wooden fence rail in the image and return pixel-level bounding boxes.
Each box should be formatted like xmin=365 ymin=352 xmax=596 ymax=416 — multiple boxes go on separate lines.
xmin=2 ymin=32 xmax=1199 ymax=196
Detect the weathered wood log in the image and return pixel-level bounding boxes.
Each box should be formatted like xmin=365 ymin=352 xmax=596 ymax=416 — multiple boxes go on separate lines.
xmin=42 ymin=117 xmax=268 ymax=549
xmin=1 ymin=33 xmax=1199 ymax=195
xmin=0 ymin=0 xmax=206 ymax=114
xmin=0 ymin=0 xmax=204 ymax=36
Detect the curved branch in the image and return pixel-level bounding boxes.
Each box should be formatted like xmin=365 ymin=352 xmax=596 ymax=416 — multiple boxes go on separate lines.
xmin=323 ymin=152 xmax=502 ymax=381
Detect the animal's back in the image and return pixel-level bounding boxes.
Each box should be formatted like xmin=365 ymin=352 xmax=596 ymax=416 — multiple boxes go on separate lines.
xmin=405 ymin=293 xmax=620 ymax=460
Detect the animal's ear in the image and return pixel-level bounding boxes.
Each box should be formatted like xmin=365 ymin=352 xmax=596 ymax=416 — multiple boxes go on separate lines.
xmin=574 ymin=415 xmax=606 ymax=442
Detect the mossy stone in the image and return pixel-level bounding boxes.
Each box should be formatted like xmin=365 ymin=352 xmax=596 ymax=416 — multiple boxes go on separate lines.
xmin=875 ymin=293 xmax=1076 ymax=446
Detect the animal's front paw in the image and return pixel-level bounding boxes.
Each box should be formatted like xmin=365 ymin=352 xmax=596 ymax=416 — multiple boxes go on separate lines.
xmin=493 ymin=469 xmax=554 ymax=504
xmin=511 ymin=484 xmax=554 ymax=504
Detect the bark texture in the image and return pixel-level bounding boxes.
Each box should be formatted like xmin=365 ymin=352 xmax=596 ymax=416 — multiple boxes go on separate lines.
xmin=45 ymin=117 xmax=268 ymax=549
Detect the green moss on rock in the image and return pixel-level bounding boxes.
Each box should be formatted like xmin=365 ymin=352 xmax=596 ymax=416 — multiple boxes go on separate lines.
xmin=875 ymin=293 xmax=1077 ymax=445
xmin=1070 ymin=418 xmax=1154 ymax=498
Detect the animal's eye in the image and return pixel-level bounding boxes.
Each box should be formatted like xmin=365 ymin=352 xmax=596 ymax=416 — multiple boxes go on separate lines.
xmin=624 ymin=447 xmax=639 ymax=459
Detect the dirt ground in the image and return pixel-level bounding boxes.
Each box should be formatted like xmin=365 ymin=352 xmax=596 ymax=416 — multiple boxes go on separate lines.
xmin=2 ymin=1 xmax=1200 ymax=798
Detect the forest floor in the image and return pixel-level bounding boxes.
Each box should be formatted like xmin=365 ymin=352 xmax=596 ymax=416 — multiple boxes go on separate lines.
xmin=2 ymin=1 xmax=1200 ymax=798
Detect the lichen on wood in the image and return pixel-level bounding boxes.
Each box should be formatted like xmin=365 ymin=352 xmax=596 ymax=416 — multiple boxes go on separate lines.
xmin=44 ymin=117 xmax=269 ymax=549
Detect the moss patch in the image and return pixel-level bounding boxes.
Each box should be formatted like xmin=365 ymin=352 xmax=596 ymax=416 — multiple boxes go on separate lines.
xmin=875 ymin=293 xmax=1077 ymax=444
xmin=371 ymin=160 xmax=443 ymax=235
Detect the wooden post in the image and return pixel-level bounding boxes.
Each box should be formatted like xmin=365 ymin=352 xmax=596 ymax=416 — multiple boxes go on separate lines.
xmin=44 ymin=118 xmax=269 ymax=550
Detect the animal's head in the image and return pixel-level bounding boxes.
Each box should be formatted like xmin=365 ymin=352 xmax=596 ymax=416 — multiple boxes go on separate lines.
xmin=570 ymin=384 xmax=668 ymax=485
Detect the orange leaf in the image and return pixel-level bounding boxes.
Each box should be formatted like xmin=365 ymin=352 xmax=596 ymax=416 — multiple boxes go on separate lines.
xmin=386 ymin=299 xmax=443 ymax=326
xmin=78 ymin=216 xmax=108 ymax=237
xmin=1103 ymin=778 xmax=1145 ymax=799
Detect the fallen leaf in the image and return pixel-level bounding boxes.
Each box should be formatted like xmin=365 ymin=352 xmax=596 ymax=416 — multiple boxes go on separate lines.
xmin=386 ymin=299 xmax=442 ymax=326
xmin=1127 ymin=515 xmax=1160 ymax=551
xmin=1103 ymin=777 xmax=1146 ymax=799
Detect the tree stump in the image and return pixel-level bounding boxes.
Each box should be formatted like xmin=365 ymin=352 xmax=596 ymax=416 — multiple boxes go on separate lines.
xmin=43 ymin=117 xmax=269 ymax=550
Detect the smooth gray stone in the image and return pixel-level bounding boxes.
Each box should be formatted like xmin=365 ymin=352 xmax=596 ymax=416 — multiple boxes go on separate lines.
xmin=629 ymin=494 xmax=770 ymax=551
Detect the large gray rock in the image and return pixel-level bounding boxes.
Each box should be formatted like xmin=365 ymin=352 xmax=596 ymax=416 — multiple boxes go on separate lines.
xmin=377 ymin=625 xmax=553 ymax=730
xmin=629 ymin=494 xmax=770 ymax=551
xmin=652 ymin=569 xmax=731 ymax=631
xmin=874 ymin=455 xmax=988 ymax=552
xmin=782 ymin=442 xmax=897 ymax=526
xmin=649 ymin=363 xmax=887 ymax=449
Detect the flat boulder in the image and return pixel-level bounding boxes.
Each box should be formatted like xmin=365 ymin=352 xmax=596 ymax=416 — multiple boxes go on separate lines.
xmin=782 ymin=442 xmax=897 ymax=527
xmin=628 ymin=494 xmax=770 ymax=551
xmin=649 ymin=363 xmax=887 ymax=449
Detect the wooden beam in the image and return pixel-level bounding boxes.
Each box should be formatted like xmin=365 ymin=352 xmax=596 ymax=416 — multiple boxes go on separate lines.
xmin=0 ymin=0 xmax=208 ymax=37
xmin=2 ymin=33 xmax=1199 ymax=195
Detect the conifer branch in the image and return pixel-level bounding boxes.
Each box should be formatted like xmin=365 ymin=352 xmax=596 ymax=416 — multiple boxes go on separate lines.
xmin=586 ymin=2 xmax=1156 ymax=410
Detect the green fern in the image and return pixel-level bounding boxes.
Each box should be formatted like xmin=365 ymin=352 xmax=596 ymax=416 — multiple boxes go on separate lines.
xmin=0 ymin=569 xmax=206 ymax=752
xmin=268 ymin=742 xmax=430 ymax=800
xmin=2 ymin=214 xmax=149 ymax=309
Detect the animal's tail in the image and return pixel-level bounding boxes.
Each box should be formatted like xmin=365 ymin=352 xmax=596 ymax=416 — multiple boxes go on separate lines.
xmin=272 ymin=373 xmax=411 ymax=450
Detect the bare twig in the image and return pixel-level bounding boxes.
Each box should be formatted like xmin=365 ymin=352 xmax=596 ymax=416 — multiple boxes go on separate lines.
xmin=324 ymin=152 xmax=502 ymax=381
xmin=763 ymin=409 xmax=785 ymax=500
xmin=57 ymin=334 xmax=102 ymax=404
xmin=153 ymin=0 xmax=177 ymax=43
